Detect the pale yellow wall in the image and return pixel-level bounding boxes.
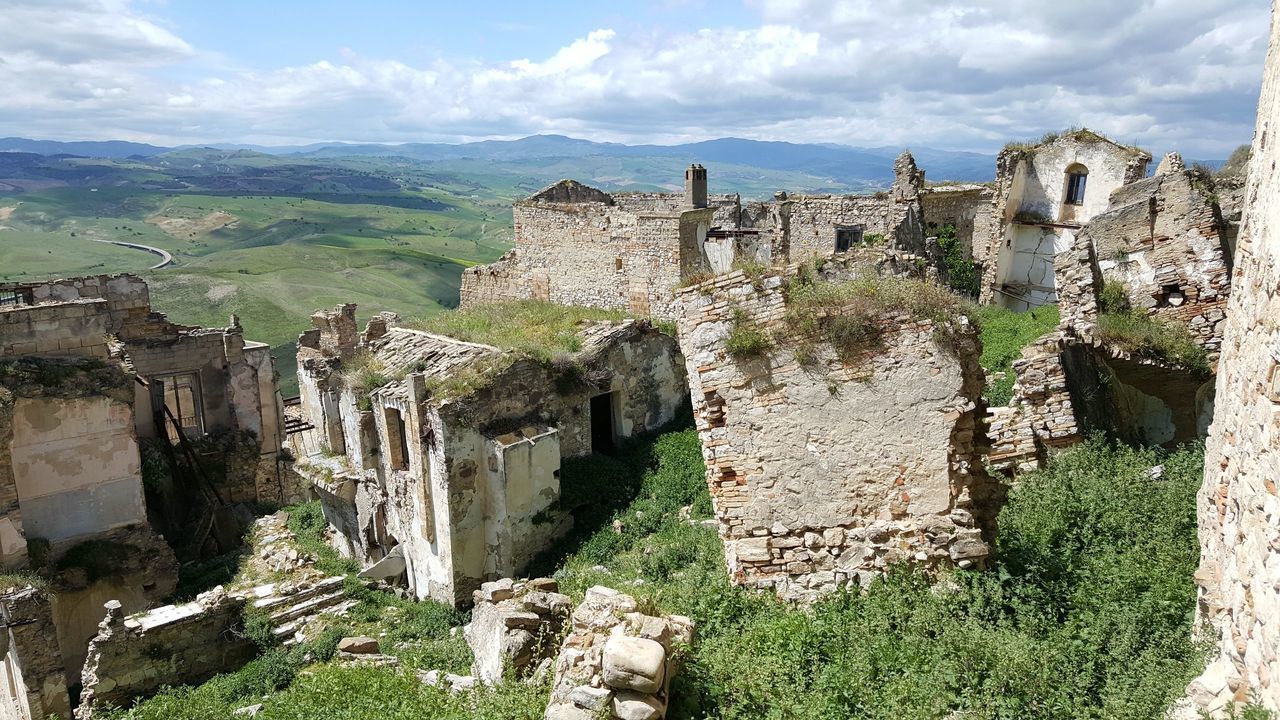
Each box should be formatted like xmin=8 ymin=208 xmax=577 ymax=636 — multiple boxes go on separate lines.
xmin=9 ymin=397 xmax=145 ymax=542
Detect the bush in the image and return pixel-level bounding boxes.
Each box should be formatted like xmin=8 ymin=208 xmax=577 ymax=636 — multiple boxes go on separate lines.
xmin=724 ymin=308 xmax=773 ymax=360
xmin=936 ymin=224 xmax=979 ymax=298
xmin=1099 ymin=311 xmax=1211 ymax=376
xmin=1099 ymin=280 xmax=1131 ymax=314
xmin=683 ymin=438 xmax=1204 ymax=720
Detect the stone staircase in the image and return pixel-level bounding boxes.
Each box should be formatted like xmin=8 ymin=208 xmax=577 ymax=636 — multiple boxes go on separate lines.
xmin=247 ymin=576 xmax=357 ymax=646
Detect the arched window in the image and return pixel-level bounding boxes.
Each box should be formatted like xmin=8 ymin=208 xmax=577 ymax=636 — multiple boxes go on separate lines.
xmin=1064 ymin=164 xmax=1089 ymax=205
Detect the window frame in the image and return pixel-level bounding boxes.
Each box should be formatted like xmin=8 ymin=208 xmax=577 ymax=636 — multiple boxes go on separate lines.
xmin=157 ymin=372 xmax=205 ymax=442
xmin=1064 ymin=169 xmax=1089 ymax=206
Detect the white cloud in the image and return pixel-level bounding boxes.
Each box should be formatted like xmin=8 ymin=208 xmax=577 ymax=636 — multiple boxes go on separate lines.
xmin=0 ymin=0 xmax=1269 ymax=156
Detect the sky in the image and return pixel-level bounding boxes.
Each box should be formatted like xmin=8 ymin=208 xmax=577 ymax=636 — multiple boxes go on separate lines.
xmin=0 ymin=0 xmax=1271 ymax=156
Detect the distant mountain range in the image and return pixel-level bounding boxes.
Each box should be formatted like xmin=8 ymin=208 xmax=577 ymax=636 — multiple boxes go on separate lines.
xmin=0 ymin=134 xmax=998 ymax=184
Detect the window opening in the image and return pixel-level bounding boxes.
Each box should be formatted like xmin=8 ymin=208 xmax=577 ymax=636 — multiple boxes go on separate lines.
xmin=835 ymin=226 xmax=864 ymax=253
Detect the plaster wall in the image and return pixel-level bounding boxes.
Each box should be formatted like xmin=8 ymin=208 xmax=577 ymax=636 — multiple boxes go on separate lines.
xmin=9 ymin=397 xmax=144 ymax=543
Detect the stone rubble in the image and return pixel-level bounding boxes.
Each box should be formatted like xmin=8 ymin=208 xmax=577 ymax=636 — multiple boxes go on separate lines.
xmin=464 ymin=577 xmax=573 ymax=684
xmin=543 ymin=586 xmax=694 ymax=720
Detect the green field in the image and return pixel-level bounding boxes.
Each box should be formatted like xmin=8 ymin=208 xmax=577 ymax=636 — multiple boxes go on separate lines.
xmin=0 ymin=185 xmax=514 ymax=393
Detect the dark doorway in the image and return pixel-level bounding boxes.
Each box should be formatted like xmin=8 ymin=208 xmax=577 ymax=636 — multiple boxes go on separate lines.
xmin=590 ymin=392 xmax=617 ymax=454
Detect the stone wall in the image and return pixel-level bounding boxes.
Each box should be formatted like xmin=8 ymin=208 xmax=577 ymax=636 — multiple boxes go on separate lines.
xmin=77 ymin=587 xmax=255 ymax=716
xmin=1183 ymin=6 xmax=1280 ymax=713
xmin=984 ymin=334 xmax=1084 ymax=475
xmin=922 ymin=185 xmax=995 ymax=259
xmin=459 ymin=183 xmax=713 ymax=319
xmin=674 ymin=260 xmax=1000 ymax=601
xmin=781 ymin=194 xmax=891 ymax=261
xmin=0 ymin=359 xmax=140 ymax=568
xmin=463 ymin=577 xmax=571 ymax=684
xmin=0 ymin=585 xmax=70 ymax=720
xmin=1087 ymin=170 xmax=1232 ymax=355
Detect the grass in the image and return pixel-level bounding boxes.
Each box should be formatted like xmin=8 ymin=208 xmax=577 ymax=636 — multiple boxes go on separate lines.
xmin=975 ymin=304 xmax=1061 ymax=406
xmin=341 ymin=350 xmax=398 ymax=412
xmin=724 ymin=307 xmax=774 ymax=360
xmin=405 ymin=300 xmax=626 ymax=361
xmin=781 ymin=273 xmax=973 ymax=366
xmin=1098 ymin=312 xmax=1211 ymax=376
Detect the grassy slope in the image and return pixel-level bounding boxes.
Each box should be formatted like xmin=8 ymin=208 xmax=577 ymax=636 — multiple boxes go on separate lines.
xmin=976 ymin=304 xmax=1061 ymax=406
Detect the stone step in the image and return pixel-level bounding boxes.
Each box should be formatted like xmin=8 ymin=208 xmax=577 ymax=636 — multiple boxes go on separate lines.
xmin=274 ymin=598 xmax=360 ymax=643
xmin=252 ymin=576 xmax=346 ymax=611
xmin=269 ymin=590 xmax=348 ymax=625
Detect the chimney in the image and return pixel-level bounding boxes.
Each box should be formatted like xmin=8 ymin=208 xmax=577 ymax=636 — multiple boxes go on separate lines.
xmin=684 ymin=164 xmax=708 ymax=208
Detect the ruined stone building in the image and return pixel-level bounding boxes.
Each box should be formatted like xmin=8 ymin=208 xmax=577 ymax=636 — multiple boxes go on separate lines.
xmin=292 ymin=305 xmax=687 ymax=607
xmin=0 ymin=274 xmax=286 ymax=719
xmin=979 ymin=131 xmax=1152 ymax=311
xmin=1182 ymin=8 xmax=1280 ymax=713
xmin=978 ymin=133 xmax=1237 ymax=473
xmin=674 ymin=253 xmax=1001 ymax=601
xmin=459 ymin=153 xmax=977 ymax=319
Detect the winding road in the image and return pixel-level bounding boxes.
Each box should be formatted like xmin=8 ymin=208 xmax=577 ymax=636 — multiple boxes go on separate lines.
xmin=91 ymin=238 xmax=174 ymax=269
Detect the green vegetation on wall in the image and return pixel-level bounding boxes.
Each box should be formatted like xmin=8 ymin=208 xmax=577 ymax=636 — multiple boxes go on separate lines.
xmin=936 ymin=224 xmax=980 ymax=298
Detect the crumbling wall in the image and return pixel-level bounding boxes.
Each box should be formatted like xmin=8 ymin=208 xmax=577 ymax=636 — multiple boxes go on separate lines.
xmin=0 ymin=585 xmax=70 ymax=720
xmin=675 ymin=262 xmax=999 ymax=601
xmin=459 ymin=190 xmax=711 ymax=319
xmin=888 ymin=150 xmax=927 ymax=255
xmin=980 ymin=134 xmax=1152 ymax=309
xmin=463 ymin=577 xmax=571 ymax=684
xmin=1087 ymin=170 xmax=1232 ymax=354
xmin=296 ymin=313 xmax=688 ymax=608
xmin=1183 ymin=8 xmax=1280 ymax=713
xmin=77 ymin=588 xmax=255 ymax=716
xmin=780 ymin=194 xmax=891 ymax=261
xmin=922 ymin=185 xmax=995 ymax=259
xmin=985 ymin=334 xmax=1084 ymax=474
xmin=0 ymin=359 xmax=141 ymax=568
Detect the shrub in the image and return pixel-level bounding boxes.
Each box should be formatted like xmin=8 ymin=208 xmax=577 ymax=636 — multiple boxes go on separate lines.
xmin=936 ymin=224 xmax=979 ymax=298
xmin=724 ymin=308 xmax=773 ymax=360
xmin=976 ymin=304 xmax=1060 ymax=406
xmin=1099 ymin=280 xmax=1131 ymax=314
